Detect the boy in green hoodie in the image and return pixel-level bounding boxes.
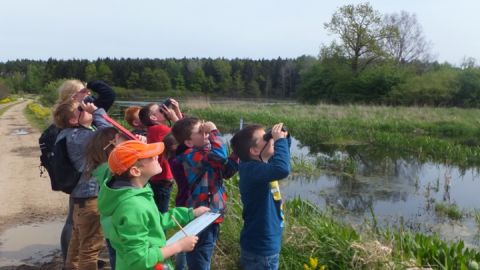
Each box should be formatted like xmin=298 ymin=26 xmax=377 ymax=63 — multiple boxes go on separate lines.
xmin=95 ymin=140 xmax=209 ymax=270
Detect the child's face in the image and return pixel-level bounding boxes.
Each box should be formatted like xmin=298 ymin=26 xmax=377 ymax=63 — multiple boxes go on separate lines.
xmin=71 ymin=107 xmax=93 ymax=126
xmin=250 ymin=128 xmax=274 ymax=162
xmin=132 ymin=111 xmax=143 ymax=128
xmin=149 ymin=104 xmax=167 ymax=123
xmin=137 ymin=155 xmax=162 ymax=178
xmin=189 ymin=122 xmax=209 ymax=147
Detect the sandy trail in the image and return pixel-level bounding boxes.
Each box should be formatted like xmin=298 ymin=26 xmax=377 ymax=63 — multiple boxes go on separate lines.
xmin=0 ymin=101 xmax=67 ymax=232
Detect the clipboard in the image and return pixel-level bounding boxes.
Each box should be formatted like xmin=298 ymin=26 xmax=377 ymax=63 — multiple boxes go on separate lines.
xmin=102 ymin=114 xmax=138 ymax=140
xmin=166 ymin=211 xmax=221 ymax=246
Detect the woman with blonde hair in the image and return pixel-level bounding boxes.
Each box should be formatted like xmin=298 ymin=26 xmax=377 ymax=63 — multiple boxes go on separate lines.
xmin=49 ymin=79 xmax=116 ymax=264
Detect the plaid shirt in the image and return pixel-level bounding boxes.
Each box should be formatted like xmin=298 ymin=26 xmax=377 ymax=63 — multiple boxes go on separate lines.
xmin=177 ymin=130 xmax=229 ymax=223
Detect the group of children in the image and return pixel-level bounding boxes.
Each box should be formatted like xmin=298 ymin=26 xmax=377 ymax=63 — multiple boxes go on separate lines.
xmin=51 ymin=79 xmax=291 ymax=270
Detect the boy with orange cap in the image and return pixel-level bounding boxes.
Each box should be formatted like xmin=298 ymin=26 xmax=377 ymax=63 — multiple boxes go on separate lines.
xmin=95 ymin=140 xmax=209 ymax=270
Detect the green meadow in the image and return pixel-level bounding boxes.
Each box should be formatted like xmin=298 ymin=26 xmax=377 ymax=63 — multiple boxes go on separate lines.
xmin=26 ymin=101 xmax=480 ymax=269
xmin=186 ymin=103 xmax=480 ymax=169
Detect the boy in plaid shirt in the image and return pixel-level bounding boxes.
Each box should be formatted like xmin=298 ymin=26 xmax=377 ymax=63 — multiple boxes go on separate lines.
xmin=172 ymin=117 xmax=236 ymax=270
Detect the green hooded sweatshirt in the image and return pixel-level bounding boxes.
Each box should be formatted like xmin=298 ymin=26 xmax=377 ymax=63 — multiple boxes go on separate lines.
xmin=94 ymin=163 xmax=194 ymax=270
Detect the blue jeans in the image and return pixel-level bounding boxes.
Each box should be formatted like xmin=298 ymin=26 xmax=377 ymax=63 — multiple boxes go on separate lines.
xmin=150 ymin=181 xmax=172 ymax=213
xmin=186 ymin=223 xmax=219 ymax=270
xmin=61 ymin=197 xmax=74 ymax=261
xmin=175 ymin=252 xmax=187 ymax=270
xmin=240 ymin=249 xmax=280 ymax=270
xmin=106 ymin=239 xmax=116 ymax=270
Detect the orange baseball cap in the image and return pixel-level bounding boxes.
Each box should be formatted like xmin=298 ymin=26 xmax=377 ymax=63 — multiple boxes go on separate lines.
xmin=108 ymin=140 xmax=165 ymax=175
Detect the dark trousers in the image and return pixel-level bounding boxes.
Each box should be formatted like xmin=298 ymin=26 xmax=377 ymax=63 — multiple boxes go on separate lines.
xmin=150 ymin=181 xmax=173 ymax=213
xmin=186 ymin=223 xmax=219 ymax=270
xmin=61 ymin=197 xmax=74 ymax=261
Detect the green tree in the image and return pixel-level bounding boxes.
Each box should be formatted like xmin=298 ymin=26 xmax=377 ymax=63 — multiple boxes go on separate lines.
xmin=389 ymin=67 xmax=459 ymax=106
xmin=6 ymin=72 xmax=24 ymax=92
xmin=142 ymin=67 xmax=155 ymax=90
xmin=24 ymin=64 xmax=45 ymax=93
xmin=0 ymin=78 xmax=11 ymax=98
xmin=97 ymin=62 xmax=113 ymax=84
xmin=174 ymin=74 xmax=186 ymax=91
xmin=84 ymin=63 xmax=97 ymax=82
xmin=231 ymin=71 xmax=245 ymax=96
xmin=324 ymin=3 xmax=389 ymax=74
xmin=453 ymin=67 xmax=480 ymax=107
xmin=126 ymin=72 xmax=141 ymax=89
xmin=152 ymin=68 xmax=171 ymax=92
xmin=39 ymin=79 xmax=64 ymax=106
xmin=211 ymin=60 xmax=232 ymax=93
xmin=190 ymin=68 xmax=207 ymax=92
xmin=245 ymin=80 xmax=261 ymax=97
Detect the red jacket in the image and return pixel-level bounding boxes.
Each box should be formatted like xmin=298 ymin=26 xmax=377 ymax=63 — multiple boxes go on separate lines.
xmin=146 ymin=124 xmax=173 ymax=183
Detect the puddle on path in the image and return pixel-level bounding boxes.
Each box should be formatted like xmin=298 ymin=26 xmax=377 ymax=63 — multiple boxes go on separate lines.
xmin=0 ymin=221 xmax=63 ymax=266
xmin=12 ymin=129 xmax=29 ymax=136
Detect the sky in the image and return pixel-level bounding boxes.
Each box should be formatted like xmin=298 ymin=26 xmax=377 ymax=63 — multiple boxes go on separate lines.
xmin=1 ymin=0 xmax=479 ymax=65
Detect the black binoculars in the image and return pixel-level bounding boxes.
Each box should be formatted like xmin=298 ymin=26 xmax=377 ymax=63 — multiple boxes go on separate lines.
xmin=263 ymin=126 xmax=288 ymax=141
xmin=78 ymin=96 xmax=95 ymax=112
xmin=162 ymin=98 xmax=172 ymax=107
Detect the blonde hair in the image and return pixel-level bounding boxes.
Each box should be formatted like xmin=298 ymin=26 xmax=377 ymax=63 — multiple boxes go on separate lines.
xmin=56 ymin=80 xmax=85 ymax=104
xmin=53 ymin=100 xmax=78 ymax=129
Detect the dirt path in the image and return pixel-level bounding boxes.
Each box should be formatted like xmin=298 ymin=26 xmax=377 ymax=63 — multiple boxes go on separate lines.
xmin=0 ymin=101 xmax=67 ymax=232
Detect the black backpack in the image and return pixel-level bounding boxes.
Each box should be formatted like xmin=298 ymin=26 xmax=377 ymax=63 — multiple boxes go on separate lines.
xmin=39 ymin=124 xmax=82 ymax=194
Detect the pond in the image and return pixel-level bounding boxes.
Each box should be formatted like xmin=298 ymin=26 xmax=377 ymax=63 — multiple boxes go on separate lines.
xmin=222 ymin=133 xmax=480 ymax=246
xmin=281 ymin=136 xmax=480 ymax=247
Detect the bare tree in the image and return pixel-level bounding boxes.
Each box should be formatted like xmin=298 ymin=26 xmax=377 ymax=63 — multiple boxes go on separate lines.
xmin=383 ymin=11 xmax=432 ymax=64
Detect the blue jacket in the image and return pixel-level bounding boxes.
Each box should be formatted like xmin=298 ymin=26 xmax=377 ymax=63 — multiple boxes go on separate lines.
xmin=56 ymin=108 xmax=111 ymax=198
xmin=239 ymin=137 xmax=291 ymax=256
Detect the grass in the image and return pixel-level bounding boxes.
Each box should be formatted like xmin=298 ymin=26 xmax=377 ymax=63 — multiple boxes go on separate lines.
xmin=434 ymin=202 xmax=463 ymax=220
xmin=21 ymin=99 xmax=480 ymax=269
xmin=210 ymin=176 xmax=480 ymax=269
xmin=0 ymin=95 xmax=20 ymax=117
xmin=475 ymin=210 xmax=480 ymax=228
xmin=0 ymin=103 xmax=17 ymax=117
xmin=184 ymin=103 xmax=480 ymax=169
xmin=23 ymin=101 xmax=50 ymax=131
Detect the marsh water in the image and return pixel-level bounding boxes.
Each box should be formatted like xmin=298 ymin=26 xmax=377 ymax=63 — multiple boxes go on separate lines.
xmin=279 ymin=136 xmax=480 ymax=247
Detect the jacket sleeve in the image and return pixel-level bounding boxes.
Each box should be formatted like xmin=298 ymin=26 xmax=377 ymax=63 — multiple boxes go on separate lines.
xmin=158 ymin=207 xmax=195 ymax=230
xmin=92 ymin=108 xmax=113 ymax=130
xmin=87 ymin=80 xmax=116 ymax=112
xmin=113 ymin=203 xmax=164 ymax=269
xmin=246 ymin=138 xmax=291 ymax=184
xmin=67 ymin=128 xmax=94 ymax=172
xmin=184 ymin=130 xmax=229 ymax=169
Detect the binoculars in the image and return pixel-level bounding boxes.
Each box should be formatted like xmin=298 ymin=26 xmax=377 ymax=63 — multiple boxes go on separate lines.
xmin=78 ymin=96 xmax=95 ymax=112
xmin=162 ymin=97 xmax=172 ymax=108
xmin=263 ymin=126 xmax=288 ymax=141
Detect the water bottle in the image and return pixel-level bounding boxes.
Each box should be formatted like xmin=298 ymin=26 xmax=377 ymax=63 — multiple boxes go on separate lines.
xmin=270 ymin=181 xmax=282 ymax=201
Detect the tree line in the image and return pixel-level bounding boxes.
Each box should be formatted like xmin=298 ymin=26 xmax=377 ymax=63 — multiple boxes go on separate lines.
xmin=0 ymin=57 xmax=308 ymax=104
xmin=1 ymin=2 xmax=480 ymax=107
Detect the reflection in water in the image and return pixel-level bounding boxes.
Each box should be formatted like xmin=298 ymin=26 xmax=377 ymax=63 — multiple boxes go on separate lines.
xmin=282 ymin=138 xmax=480 ymax=246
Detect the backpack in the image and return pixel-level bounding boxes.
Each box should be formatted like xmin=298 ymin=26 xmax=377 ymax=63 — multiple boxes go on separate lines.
xmin=39 ymin=124 xmax=82 ymax=194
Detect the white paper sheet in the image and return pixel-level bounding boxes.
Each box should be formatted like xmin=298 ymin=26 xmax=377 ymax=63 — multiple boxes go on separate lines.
xmin=166 ymin=212 xmax=221 ymax=246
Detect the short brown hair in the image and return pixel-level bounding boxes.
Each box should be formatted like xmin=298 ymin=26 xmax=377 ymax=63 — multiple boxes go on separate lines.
xmin=124 ymin=106 xmax=141 ymax=127
xmin=163 ymin=133 xmax=178 ymax=159
xmin=230 ymin=124 xmax=264 ymax=161
xmin=171 ymin=117 xmax=201 ymax=146
xmin=53 ymin=100 xmax=78 ymax=129
xmin=84 ymin=127 xmax=119 ymax=178
xmin=139 ymin=103 xmax=156 ymax=127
